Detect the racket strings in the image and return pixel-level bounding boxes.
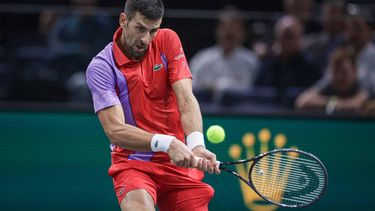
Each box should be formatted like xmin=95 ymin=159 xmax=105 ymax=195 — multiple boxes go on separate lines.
xmin=254 ymin=156 xmax=294 ymax=203
xmin=250 ymin=152 xmax=326 ymax=206
xmin=254 ymin=156 xmax=326 ymax=177
xmin=254 ymin=161 xmax=322 ymax=204
xmin=254 ymin=167 xmax=322 ymax=198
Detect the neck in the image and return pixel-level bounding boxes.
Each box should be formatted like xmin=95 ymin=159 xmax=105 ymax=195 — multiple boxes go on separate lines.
xmin=221 ymin=45 xmax=237 ymax=57
xmin=116 ymin=37 xmax=126 ymax=56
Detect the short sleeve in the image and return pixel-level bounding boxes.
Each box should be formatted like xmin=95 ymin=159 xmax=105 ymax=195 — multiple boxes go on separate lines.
xmin=162 ymin=29 xmax=192 ymax=84
xmin=86 ymin=59 xmax=121 ymax=113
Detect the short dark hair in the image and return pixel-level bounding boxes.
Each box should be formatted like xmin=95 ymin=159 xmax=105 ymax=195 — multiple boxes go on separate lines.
xmin=218 ymin=5 xmax=245 ymax=25
xmin=124 ymin=0 xmax=164 ymax=20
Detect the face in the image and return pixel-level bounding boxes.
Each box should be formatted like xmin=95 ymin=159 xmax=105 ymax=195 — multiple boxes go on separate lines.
xmin=346 ymin=17 xmax=371 ymax=48
xmin=322 ymin=4 xmax=344 ymax=35
xmin=331 ymin=59 xmax=357 ymax=94
xmin=284 ymin=0 xmax=313 ymax=20
xmin=216 ymin=17 xmax=245 ymax=53
xmin=120 ymin=12 xmax=162 ymax=60
xmin=279 ymin=24 xmax=301 ymax=56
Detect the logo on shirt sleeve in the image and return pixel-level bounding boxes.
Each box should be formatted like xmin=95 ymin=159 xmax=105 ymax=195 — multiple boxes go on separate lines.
xmin=174 ymin=47 xmax=186 ymax=61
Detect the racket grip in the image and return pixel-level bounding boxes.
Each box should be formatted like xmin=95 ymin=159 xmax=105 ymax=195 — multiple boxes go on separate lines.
xmin=194 ymin=156 xmax=221 ymax=168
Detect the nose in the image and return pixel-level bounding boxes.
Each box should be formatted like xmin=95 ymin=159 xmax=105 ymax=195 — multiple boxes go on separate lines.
xmin=140 ymin=32 xmax=151 ymax=45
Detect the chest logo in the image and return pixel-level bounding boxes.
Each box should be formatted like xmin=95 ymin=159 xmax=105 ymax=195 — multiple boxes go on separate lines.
xmin=153 ymin=63 xmax=163 ymax=72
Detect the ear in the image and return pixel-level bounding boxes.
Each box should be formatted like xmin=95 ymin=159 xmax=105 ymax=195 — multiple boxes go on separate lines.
xmin=119 ymin=13 xmax=127 ymax=28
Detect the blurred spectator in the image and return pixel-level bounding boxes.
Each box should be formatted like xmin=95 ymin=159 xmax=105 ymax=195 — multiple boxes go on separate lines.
xmin=189 ymin=6 xmax=259 ymax=103
xmin=345 ymin=6 xmax=375 ymax=97
xmin=283 ymin=0 xmax=320 ymax=34
xmin=49 ymin=0 xmax=113 ymax=59
xmin=48 ymin=0 xmax=114 ymax=102
xmin=295 ymin=47 xmax=369 ymax=114
xmin=255 ymin=15 xmax=321 ymax=106
xmin=0 ymin=24 xmax=10 ymax=99
xmin=249 ymin=21 xmax=274 ymax=60
xmin=363 ymin=100 xmax=375 ymax=116
xmin=309 ymin=5 xmax=375 ymax=100
xmin=7 ymin=10 xmax=62 ymax=102
xmin=38 ymin=9 xmax=60 ymax=40
xmin=303 ymin=0 xmax=346 ymax=73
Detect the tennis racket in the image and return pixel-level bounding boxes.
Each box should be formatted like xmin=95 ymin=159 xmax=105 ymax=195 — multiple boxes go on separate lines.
xmin=200 ymin=148 xmax=328 ymax=208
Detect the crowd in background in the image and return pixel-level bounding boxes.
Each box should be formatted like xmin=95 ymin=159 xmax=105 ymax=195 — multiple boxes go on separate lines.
xmin=0 ymin=0 xmax=375 ymax=116
xmin=190 ymin=0 xmax=375 ymax=116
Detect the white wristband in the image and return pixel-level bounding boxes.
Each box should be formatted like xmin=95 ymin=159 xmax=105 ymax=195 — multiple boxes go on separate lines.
xmin=151 ymin=134 xmax=175 ymax=152
xmin=187 ymin=131 xmax=205 ymax=150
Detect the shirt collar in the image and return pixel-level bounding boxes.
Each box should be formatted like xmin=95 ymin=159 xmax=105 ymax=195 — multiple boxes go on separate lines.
xmin=112 ymin=27 xmax=153 ymax=66
xmin=112 ymin=27 xmax=132 ymax=66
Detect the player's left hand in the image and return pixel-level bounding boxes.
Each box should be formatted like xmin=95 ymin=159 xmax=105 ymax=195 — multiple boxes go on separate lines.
xmin=192 ymin=146 xmax=221 ymax=174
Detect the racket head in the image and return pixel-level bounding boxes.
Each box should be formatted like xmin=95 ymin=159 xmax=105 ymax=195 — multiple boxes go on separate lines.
xmin=248 ymin=148 xmax=328 ymax=208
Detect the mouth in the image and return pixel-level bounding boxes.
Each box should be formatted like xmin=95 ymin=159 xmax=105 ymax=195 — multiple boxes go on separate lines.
xmin=135 ymin=43 xmax=146 ymax=52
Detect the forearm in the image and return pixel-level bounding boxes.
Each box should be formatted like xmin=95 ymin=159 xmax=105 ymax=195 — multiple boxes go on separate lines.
xmin=173 ymin=79 xmax=205 ymax=150
xmin=296 ymin=89 xmax=329 ymax=108
xmin=179 ymin=95 xmax=203 ymax=135
xmin=178 ymin=94 xmax=208 ymax=151
xmin=105 ymin=122 xmax=154 ymax=151
xmin=337 ymin=90 xmax=369 ymax=110
xmin=307 ymin=95 xmax=330 ymax=108
xmin=177 ymin=89 xmax=220 ymax=173
xmin=98 ymin=105 xmax=173 ymax=152
xmin=173 ymin=79 xmax=203 ymax=135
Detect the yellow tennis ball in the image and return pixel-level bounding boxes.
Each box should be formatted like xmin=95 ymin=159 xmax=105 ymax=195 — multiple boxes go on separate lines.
xmin=206 ymin=125 xmax=225 ymax=144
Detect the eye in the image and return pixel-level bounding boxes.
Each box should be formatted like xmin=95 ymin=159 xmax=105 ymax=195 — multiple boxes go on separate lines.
xmin=137 ymin=26 xmax=145 ymax=32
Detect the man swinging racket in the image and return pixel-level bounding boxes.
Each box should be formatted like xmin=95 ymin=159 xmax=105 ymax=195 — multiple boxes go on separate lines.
xmin=86 ymin=0 xmax=220 ymax=210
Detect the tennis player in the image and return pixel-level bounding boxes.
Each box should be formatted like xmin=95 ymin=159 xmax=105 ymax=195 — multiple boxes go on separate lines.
xmin=86 ymin=0 xmax=220 ymax=210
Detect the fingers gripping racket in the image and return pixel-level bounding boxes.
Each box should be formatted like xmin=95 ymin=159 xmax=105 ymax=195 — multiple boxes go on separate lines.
xmin=207 ymin=148 xmax=328 ymax=208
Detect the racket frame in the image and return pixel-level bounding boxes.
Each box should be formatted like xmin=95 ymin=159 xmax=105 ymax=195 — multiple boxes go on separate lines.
xmin=218 ymin=148 xmax=328 ymax=208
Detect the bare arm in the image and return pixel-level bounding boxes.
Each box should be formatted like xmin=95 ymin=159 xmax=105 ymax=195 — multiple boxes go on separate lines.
xmin=98 ymin=104 xmax=197 ymax=168
xmin=172 ymin=78 xmax=220 ymax=174
xmin=172 ymin=78 xmax=203 ymax=135
xmin=295 ymin=88 xmax=329 ymax=109
xmin=336 ymin=90 xmax=369 ymax=111
xmin=296 ymin=87 xmax=369 ymax=111
xmin=97 ymin=104 xmax=154 ymax=151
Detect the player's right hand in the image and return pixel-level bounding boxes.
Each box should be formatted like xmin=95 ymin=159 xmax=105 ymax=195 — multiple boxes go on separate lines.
xmin=168 ymin=139 xmax=198 ymax=168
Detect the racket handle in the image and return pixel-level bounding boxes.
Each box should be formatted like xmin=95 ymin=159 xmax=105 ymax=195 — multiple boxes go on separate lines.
xmin=194 ymin=156 xmax=221 ymax=168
